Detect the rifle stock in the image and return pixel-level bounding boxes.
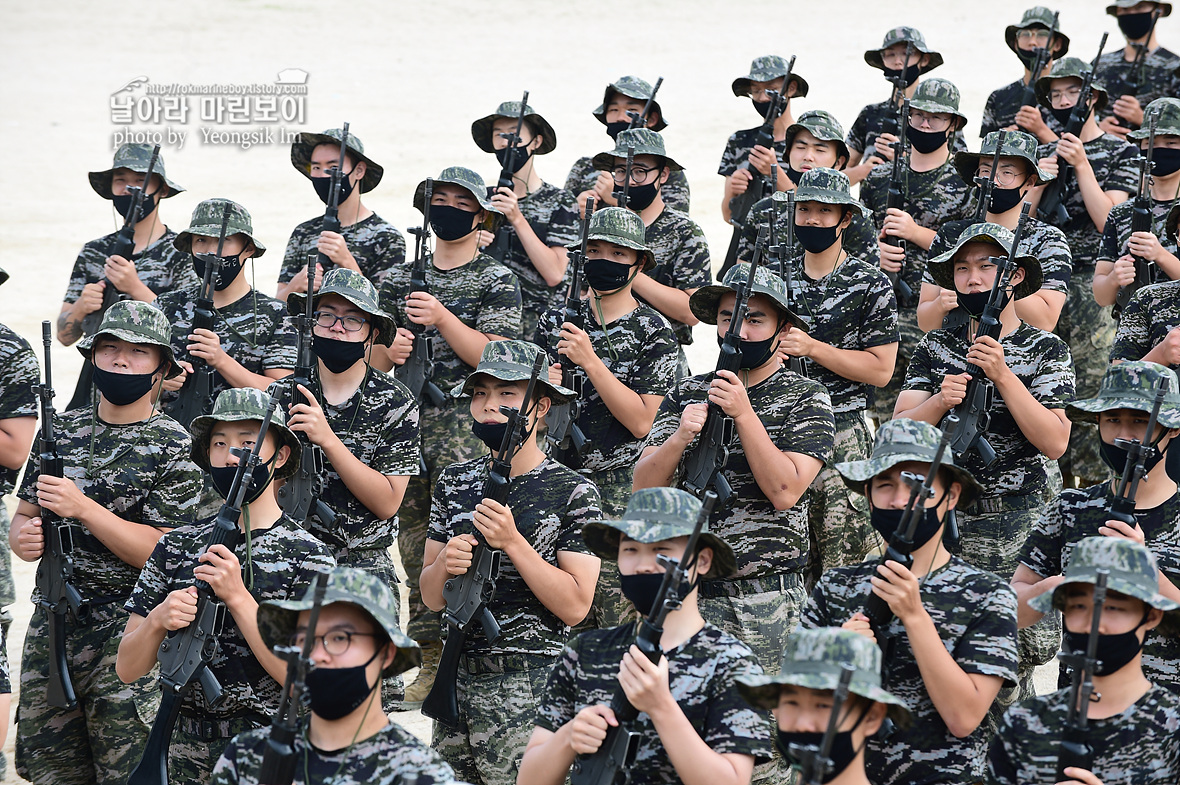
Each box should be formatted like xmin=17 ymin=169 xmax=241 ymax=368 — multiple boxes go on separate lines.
xmin=1055 ymin=569 xmax=1109 ymax=779
xmin=1115 ymin=109 xmax=1159 ymax=316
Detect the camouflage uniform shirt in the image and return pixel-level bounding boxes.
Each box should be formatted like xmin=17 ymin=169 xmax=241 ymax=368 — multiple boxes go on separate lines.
xmin=1110 ymin=280 xmax=1180 ymax=365
xmin=279 ymin=213 xmax=406 ymax=291
xmin=645 ymin=367 xmax=835 ymax=578
xmin=64 ymin=228 xmax=200 ymax=307
xmin=536 ymin=298 xmax=678 ymax=472
xmin=1096 ymin=46 xmax=1180 ymax=128
xmin=535 ymin=622 xmax=774 ymax=782
xmin=980 ymin=80 xmax=1066 ymax=139
xmin=565 ymin=156 xmax=691 ymax=214
xmin=926 ymin=216 xmax=1074 ymax=297
xmin=1099 ymin=197 xmax=1180 ymax=288
xmin=1019 ymin=482 xmax=1180 ymax=691
xmin=847 ymin=99 xmax=968 ymax=157
xmin=716 ymin=128 xmax=787 ymax=177
xmin=0 ymin=325 xmax=38 ymax=498
xmin=212 ymin=719 xmax=458 ymax=785
xmin=643 ymin=208 xmax=713 ymax=345
xmin=427 ymin=456 xmax=601 ymax=658
xmin=804 ymin=558 xmax=1019 ymax=785
xmin=987 ymin=684 xmax=1180 ymax=784
xmin=17 ymin=409 xmax=202 ymax=604
xmin=905 ymin=323 xmax=1075 ymax=497
xmin=125 ymin=514 xmax=335 ymax=717
xmin=737 ymin=196 xmax=881 ymax=268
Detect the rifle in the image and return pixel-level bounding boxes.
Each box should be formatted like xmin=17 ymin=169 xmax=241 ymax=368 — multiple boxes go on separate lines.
xmin=33 ymin=320 xmax=84 ymax=710
xmin=1037 ymin=34 xmax=1108 ymax=225
xmin=879 ymin=40 xmax=914 ymax=142
xmin=396 ymin=178 xmax=447 ymax=408
xmin=790 ymin=665 xmax=854 ymax=785
xmin=422 ymin=353 xmax=546 ymax=728
xmin=1115 ymin=109 xmax=1159 ymax=317
xmin=1117 ymin=8 xmax=1162 ymax=131
xmin=626 ymin=77 xmax=663 ymax=129
xmin=275 ymin=255 xmax=337 ymax=528
xmin=129 ymin=404 xmax=277 ymax=785
xmin=546 ymin=196 xmax=593 ymax=468
xmin=317 ymin=122 xmax=350 ymax=273
xmin=1055 ymin=569 xmax=1109 ymax=780
xmin=883 ymin=98 xmax=917 ymax=308
xmin=485 ymin=92 xmax=529 ymax=263
xmin=256 ymin=572 xmax=328 ymax=785
xmin=975 ymin=130 xmax=1008 ymax=221
xmin=942 ymin=203 xmax=1031 ymax=466
xmin=1020 ymin=13 xmax=1060 ymax=110
xmin=82 ymin=145 xmax=161 ymax=337
xmin=615 ymin=145 xmax=636 ymax=212
xmin=778 ymin=191 xmax=808 ymax=377
xmin=570 ymin=492 xmax=718 ymax=785
xmin=1107 ymin=378 xmax=1167 ymax=529
xmin=169 ymin=203 xmax=231 ymax=427
xmin=682 ymin=228 xmax=767 ymax=507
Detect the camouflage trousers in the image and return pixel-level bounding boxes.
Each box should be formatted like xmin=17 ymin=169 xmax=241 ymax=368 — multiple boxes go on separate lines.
xmin=577 ymin=466 xmax=636 ymax=633
xmin=807 ymin=414 xmax=877 ymax=587
xmin=870 ymin=308 xmax=921 ymax=425
xmin=400 ymin=399 xmax=485 ymax=644
xmin=431 ymin=652 xmax=554 ymax=785
xmin=169 ymin=712 xmax=266 ymax=785
xmin=699 ymin=572 xmax=805 ymax=674
xmin=16 ymin=603 xmax=159 ymax=785
xmin=1056 ymin=268 xmax=1118 ymax=486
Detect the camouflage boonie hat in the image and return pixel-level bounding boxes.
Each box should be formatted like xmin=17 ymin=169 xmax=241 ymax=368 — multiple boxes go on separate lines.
xmin=471 ymin=101 xmax=557 ymax=156
xmin=89 ymin=143 xmax=184 ymax=200
xmin=452 ymin=339 xmax=576 ymax=403
xmin=189 ymin=387 xmax=302 ymax=480
xmin=954 ymin=130 xmax=1055 ymax=186
xmin=836 ymin=418 xmax=983 ymax=507
xmin=592 ymin=128 xmax=684 ymax=173
xmin=926 ymin=222 xmax=1043 ymax=300
xmin=1128 ymin=97 xmax=1180 ymax=140
xmin=1035 ymin=57 xmax=1109 ymax=112
xmin=593 ymin=76 xmax=668 ymax=131
xmin=736 ymin=628 xmax=910 ymax=725
xmin=731 ymin=55 xmax=811 ymax=99
xmin=287 ymin=268 xmax=395 ymax=347
xmin=777 ymin=168 xmax=871 ymax=220
xmin=689 ymin=262 xmax=803 ymax=327
xmin=77 ymin=300 xmax=180 ymax=378
xmin=1106 ymin=0 xmax=1171 ymax=17
xmin=907 ymin=78 xmax=967 ymax=127
xmin=290 ymin=128 xmax=383 ymax=193
xmin=412 ymin=166 xmax=501 ymax=216
xmin=1005 ymin=7 xmax=1071 ymax=58
xmin=864 ymin=27 xmax=944 ymax=73
xmin=1029 ymin=538 xmax=1180 ymax=634
xmin=173 ymin=198 xmax=267 ymax=258
xmin=581 ymin=488 xmax=737 ymax=578
xmin=257 ymin=566 xmax=421 ymax=677
xmin=784 ymin=110 xmax=850 ymax=166
xmin=569 ymin=207 xmax=655 ymax=271
xmin=1065 ymin=361 xmax=1180 ymax=427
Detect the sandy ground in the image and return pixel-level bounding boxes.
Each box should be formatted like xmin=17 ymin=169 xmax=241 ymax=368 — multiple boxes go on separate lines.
xmin=0 ymin=0 xmax=1138 ymax=780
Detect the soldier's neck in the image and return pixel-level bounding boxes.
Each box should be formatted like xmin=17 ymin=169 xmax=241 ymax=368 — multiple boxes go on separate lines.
xmin=1079 ymin=116 xmax=1103 ymax=144
xmin=827 ymin=760 xmax=873 ymax=785
xmin=97 ymin=394 xmax=156 ymax=425
xmin=317 ymin=356 xmax=368 ymax=406
xmin=1089 ymin=658 xmax=1152 ymax=719
xmin=803 ymin=245 xmax=845 ymax=279
xmin=1116 ymin=448 xmax=1180 ymax=508
xmin=909 ymin=146 xmax=951 ymax=173
xmin=1123 ymin=35 xmax=1159 ymax=60
xmin=772 ymin=108 xmax=793 ymax=141
xmin=589 ymin=288 xmax=639 ymax=326
xmin=132 ymin=210 xmax=165 ymax=251
xmin=637 ymin=197 xmax=665 ymax=227
xmin=909 ymin=534 xmax=951 ymax=578
xmin=336 ymin=191 xmax=372 ymax=229
xmin=213 ymin=275 xmax=253 ymax=309
xmin=659 ymin=597 xmax=705 ymax=651
xmin=508 ymin=437 xmax=546 ymax=477
xmin=433 ymin=236 xmax=480 ymax=269
xmin=1151 ymin=170 xmax=1180 ymax=200
xmin=238 ymin=493 xmax=282 ymax=532
xmin=309 ymin=693 xmax=390 ymax=750
xmin=512 ymin=161 xmax=543 ymax=197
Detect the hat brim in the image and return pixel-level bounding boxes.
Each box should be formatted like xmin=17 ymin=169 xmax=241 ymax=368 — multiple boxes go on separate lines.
xmin=450 ymin=367 xmax=575 ymax=404
xmin=952 ymin=150 xmax=1054 ymax=187
xmin=785 ymin=124 xmax=850 ymax=164
xmin=77 ymin=328 xmax=181 ymax=379
xmin=173 ymin=229 xmax=267 ymax=258
xmin=863 ymin=50 xmax=944 ymax=73
xmin=1030 ymin=572 xmax=1180 ymax=636
xmin=568 ymin=234 xmax=654 ymax=272
xmin=835 ymin=451 xmax=982 ymax=508
xmin=688 ymin=282 xmax=803 ymax=328
xmin=905 ymin=98 xmax=967 ymax=129
xmin=290 ymin=132 xmax=383 ymax=193
xmin=189 ymin=412 xmax=303 ymax=481
xmin=88 ymin=168 xmax=184 ymax=201
xmin=776 ymin=188 xmax=871 ymax=220
xmin=591 ymin=150 xmax=684 ymax=173
xmin=927 ymin=233 xmax=1043 ymax=300
xmin=1035 ymin=77 xmax=1109 ymax=113
xmin=580 ymin=520 xmax=737 ymax=579
xmin=1107 ymin=2 xmax=1171 ymax=16
xmin=1004 ymin=26 xmax=1070 ymax=60
xmin=286 ymin=290 xmax=396 ymax=347
xmin=1065 ymin=393 xmax=1180 ymax=427
xmin=471 ymin=112 xmax=558 ymax=156
xmin=413 ymin=177 xmax=500 ymax=216
xmin=593 ymin=86 xmax=668 ymax=131
xmin=731 ymin=73 xmax=811 ymax=99
xmin=735 ymin=673 xmax=911 ymax=728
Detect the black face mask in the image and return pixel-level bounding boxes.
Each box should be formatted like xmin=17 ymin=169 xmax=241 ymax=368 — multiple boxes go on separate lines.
xmin=472 ymin=419 xmax=511 ymax=452
xmin=778 ymin=729 xmax=861 ymax=783
xmin=906 ymin=124 xmax=949 ymax=155
xmin=1118 ymin=11 xmax=1157 ymax=41
xmin=306 ymin=647 xmax=382 ymax=720
xmin=312 ymin=334 xmax=367 ymax=374
xmin=988 ymin=185 xmax=1025 ymax=215
xmin=192 ymin=253 xmax=244 ymax=291
xmin=956 ymin=290 xmax=992 ymax=318
xmin=495 ymin=145 xmax=532 ymax=174
xmin=870 ymin=491 xmax=947 ymax=550
xmin=1152 ymin=148 xmax=1180 ymax=177
xmin=312 ymin=171 xmax=356 ymax=206
xmin=210 ymin=453 xmax=278 ymax=506
xmin=1015 ymin=47 xmax=1042 ymax=70
xmin=585 ymin=259 xmax=637 ymax=293
xmin=883 ymin=63 xmax=921 ymax=89
xmin=620 ymin=571 xmax=691 ymax=616
xmin=430 ymin=205 xmax=479 ymax=241
xmin=93 ymin=364 xmax=160 ymax=406
xmin=786 ymin=165 xmax=804 ymax=184
xmin=793 ymin=222 xmax=842 ymax=254
xmin=113 ymin=190 xmax=157 ymax=223
xmin=605 ymin=121 xmax=630 ymax=141
xmin=1063 ymin=615 xmax=1149 ymax=676
xmin=1165 ymin=438 xmax=1180 ymax=484
xmin=1050 ymin=105 xmax=1079 ymax=127
xmin=718 ymin=332 xmax=780 ymax=370
xmin=752 ymin=99 xmax=773 ymax=118
xmin=1100 ymin=438 xmax=1165 ymax=476
xmin=616 ymin=180 xmax=660 ymax=211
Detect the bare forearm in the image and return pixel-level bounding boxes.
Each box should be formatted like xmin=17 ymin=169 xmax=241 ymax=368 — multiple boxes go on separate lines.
xmin=904 ymin=611 xmax=996 ymax=737
xmin=57 ymin=304 xmax=85 ymax=346
xmin=0 ymin=418 xmax=36 ymax=471
xmin=435 ymin=312 xmax=495 ymax=368
xmin=229 ymin=594 xmax=287 ymax=683
xmin=633 ymin=440 xmax=687 ymax=491
xmin=420 ymin=543 xmax=448 ymax=610
xmin=513 ymin=220 xmax=568 ymax=287
xmin=211 ymin=356 xmax=287 ymax=392
xmin=651 ymin=700 xmax=753 ymax=785
xmin=519 ymin=728 xmax=577 ymax=785
xmin=916 ymin=285 xmax=952 ymax=332
xmin=632 ymin=275 xmax=697 ymax=326
xmin=1092 ymin=261 xmax=1120 ymax=307
xmin=1013 ymin=292 xmax=1064 ymax=332
xmin=504 ymin=545 xmax=597 ymax=626
xmin=78 ymin=504 xmax=166 ymax=568
xmin=807 ymin=342 xmax=896 ymax=387
xmin=894 ymin=392 xmax=950 ymax=425
xmin=117 ymin=614 xmax=166 ymax=682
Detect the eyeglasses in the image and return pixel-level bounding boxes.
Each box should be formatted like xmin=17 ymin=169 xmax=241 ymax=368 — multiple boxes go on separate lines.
xmin=1048 ymin=87 xmax=1083 ymax=103
xmin=1015 ymin=29 xmax=1051 ymax=43
xmin=609 ymin=164 xmax=662 ymax=184
xmin=292 ymin=630 xmax=378 ymax=656
xmin=909 ymin=110 xmax=953 ymax=132
xmin=313 ymin=311 xmax=369 ymax=332
xmin=977 ymin=165 xmax=1030 ymax=187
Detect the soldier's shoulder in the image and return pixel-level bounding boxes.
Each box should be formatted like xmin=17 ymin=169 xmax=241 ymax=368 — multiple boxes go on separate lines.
xmin=153 ymin=287 xmax=188 ymax=311
xmin=363 ymin=366 xmax=416 ymax=405
xmin=287 ymin=215 xmax=324 ymax=236
xmin=631 ymin=302 xmax=677 ymax=335
xmin=274 ymin=514 xmax=335 ymax=554
xmin=1026 ymin=217 xmax=1070 ymax=244
xmin=842 ymin=256 xmax=892 ymax=286
xmin=536 ymin=457 xmax=597 ymax=491
xmin=652 ymin=206 xmax=702 ymax=233
xmin=532 ymin=181 xmax=578 ymax=205
xmin=1016 ymin=323 xmax=1070 ymax=353
xmin=248 ymin=290 xmax=289 ymax=313
xmin=438 ymin=455 xmax=484 ymax=483
xmin=945 ymin=555 xmax=1017 ymax=598
xmin=0 ymin=323 xmax=35 ymax=360
xmin=863 ymin=162 xmax=891 ymax=185
xmin=468 ymin=254 xmax=518 ymax=282
xmin=769 ymin=366 xmax=831 ymax=400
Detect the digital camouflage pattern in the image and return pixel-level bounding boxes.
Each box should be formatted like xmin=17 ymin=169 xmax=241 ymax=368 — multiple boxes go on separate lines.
xmin=452 ymin=338 xmax=575 ymax=402
xmin=731 ymin=54 xmax=810 ymax=97
xmin=592 ymin=129 xmax=684 ymax=172
xmin=804 ymin=558 xmax=1019 ymax=785
xmin=63 ymin=229 xmax=200 ymax=314
xmin=592 ymin=75 xmax=668 ymax=132
xmin=953 ymin=129 xmax=1055 ymax=185
xmin=189 ymin=387 xmax=301 ymax=479
xmin=427 ymin=455 xmax=601 ymax=657
xmin=1065 ymin=358 xmax=1180 ymax=425
xmin=737 ymin=195 xmax=880 ymax=269
xmin=846 ymin=99 xmax=970 ymax=158
xmin=286 ymin=267 xmax=396 ymax=346
xmin=640 ymin=206 xmax=714 ymax=347
xmin=174 ymin=198 xmax=267 ymax=256
xmin=279 ymin=213 xmax=407 ymax=291
xmin=987 ymin=684 xmax=1180 ymax=784
xmin=88 ymin=143 xmax=184 ymax=199
xmin=535 ymin=622 xmax=775 ymax=784
xmin=1096 ymin=46 xmax=1180 ymax=128
xmin=864 ymin=26 xmax=944 ymax=72
xmin=1099 ymin=196 xmax=1180 ymax=289
xmin=212 ymin=718 xmax=458 ymax=785
xmin=690 ymin=260 xmax=797 ymax=322
xmin=564 ymin=156 xmax=691 ymax=214
xmin=807 ymin=418 xmax=876 ymax=582
xmin=1030 ymin=534 xmax=1180 ymax=612
xmin=908 ymin=78 xmax=968 ymax=126
xmin=1111 ymin=280 xmax=1180 ymax=365
xmin=0 ymin=323 xmax=38 ymax=500
xmin=1004 ymin=6 xmax=1072 ymax=56
xmin=925 ymin=216 xmax=1073 ymax=301
xmin=836 ymin=416 xmax=984 ymax=500
xmin=75 ymin=298 xmax=179 ymax=371
xmin=575 ymin=205 xmax=654 ymax=265
xmin=717 ymin=128 xmax=788 ymax=178
xmin=980 ymin=80 xmax=1066 ymax=139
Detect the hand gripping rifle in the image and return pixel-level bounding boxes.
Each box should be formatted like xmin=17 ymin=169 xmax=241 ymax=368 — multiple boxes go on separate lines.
xmin=570 ymin=492 xmax=718 ymax=785
xmin=974 ymin=130 xmax=1008 ymax=221
xmin=790 ymin=665 xmax=855 ymax=785
xmin=879 ymin=40 xmax=914 ymax=141
xmin=546 ymin=197 xmax=593 ymax=468
xmin=1115 ymin=109 xmax=1160 ymax=317
xmin=1020 ymin=13 xmax=1060 ymax=110
xmin=82 ymin=145 xmax=161 ymax=337
xmin=942 ymin=203 xmax=1030 ymax=467
xmin=626 ymin=77 xmax=664 ymax=129
xmin=317 ymin=122 xmax=350 ymax=273
xmin=170 ymin=203 xmax=231 ymax=426
xmin=1118 ymin=8 xmax=1163 ymax=131
xmin=275 ymin=256 xmax=337 ymax=529
xmin=614 ymin=145 xmax=636 ymax=212
xmin=485 ymin=92 xmax=529 ymax=263
xmin=884 ymin=98 xmax=918 ymax=308
xmin=129 ymin=403 xmax=277 ymax=785
xmin=423 ymin=353 xmax=546 ymax=728
xmin=397 ymin=178 xmax=447 ymax=408
xmin=682 ymin=228 xmax=767 ymax=508
xmin=1055 ymin=569 xmax=1109 ymax=780
xmin=778 ymin=191 xmax=809 ymax=377
xmin=33 ymin=320 xmax=84 ymax=710
xmin=1108 ymin=378 xmax=1167 ymax=529
xmin=1037 ymin=33 xmax=1108 ymax=226
xmin=256 ymin=571 xmax=328 ymax=785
